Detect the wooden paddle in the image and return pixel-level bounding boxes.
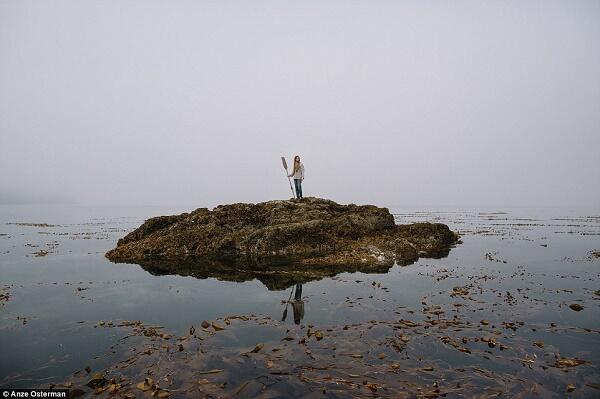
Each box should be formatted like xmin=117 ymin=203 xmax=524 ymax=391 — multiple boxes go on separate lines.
xmin=281 ymin=284 xmax=295 ymax=322
xmin=281 ymin=157 xmax=295 ymax=197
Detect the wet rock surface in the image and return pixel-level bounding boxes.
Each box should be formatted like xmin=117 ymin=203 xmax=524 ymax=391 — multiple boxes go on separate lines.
xmin=105 ymin=198 xmax=459 ymax=271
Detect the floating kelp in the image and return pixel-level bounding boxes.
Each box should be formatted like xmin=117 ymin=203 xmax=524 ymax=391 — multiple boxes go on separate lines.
xmin=60 ymin=249 xmax=600 ymax=398
xmin=63 ymin=309 xmax=599 ymax=398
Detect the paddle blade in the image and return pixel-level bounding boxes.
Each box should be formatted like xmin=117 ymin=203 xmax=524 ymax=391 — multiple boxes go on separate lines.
xmin=281 ymin=156 xmax=288 ymax=170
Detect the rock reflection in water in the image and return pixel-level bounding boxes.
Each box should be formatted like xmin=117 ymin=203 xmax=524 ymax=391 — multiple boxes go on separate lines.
xmin=123 ymin=246 xmax=452 ymax=291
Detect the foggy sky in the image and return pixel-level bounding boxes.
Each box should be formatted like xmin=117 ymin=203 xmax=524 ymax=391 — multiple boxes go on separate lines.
xmin=1 ymin=0 xmax=599 ymax=209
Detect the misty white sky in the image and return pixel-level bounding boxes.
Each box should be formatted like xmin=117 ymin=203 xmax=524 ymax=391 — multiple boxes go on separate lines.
xmin=1 ymin=0 xmax=599 ymax=209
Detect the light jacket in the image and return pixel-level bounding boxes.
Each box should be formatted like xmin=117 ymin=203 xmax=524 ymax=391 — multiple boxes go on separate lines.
xmin=289 ymin=162 xmax=304 ymax=180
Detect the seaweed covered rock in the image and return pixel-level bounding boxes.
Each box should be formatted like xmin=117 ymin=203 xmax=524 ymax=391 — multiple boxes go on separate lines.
xmin=106 ymin=198 xmax=459 ymax=270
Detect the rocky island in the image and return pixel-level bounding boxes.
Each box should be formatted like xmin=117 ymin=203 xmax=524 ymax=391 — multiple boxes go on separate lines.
xmin=106 ymin=198 xmax=459 ymax=286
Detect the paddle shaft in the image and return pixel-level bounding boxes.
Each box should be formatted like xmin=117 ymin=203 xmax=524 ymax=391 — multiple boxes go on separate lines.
xmin=286 ymin=173 xmax=295 ymax=197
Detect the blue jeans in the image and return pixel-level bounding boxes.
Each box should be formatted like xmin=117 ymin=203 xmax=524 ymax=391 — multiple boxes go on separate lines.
xmin=294 ymin=179 xmax=303 ymax=198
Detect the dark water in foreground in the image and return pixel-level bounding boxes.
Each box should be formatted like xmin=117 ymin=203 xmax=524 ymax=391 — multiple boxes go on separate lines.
xmin=0 ymin=205 xmax=599 ymax=398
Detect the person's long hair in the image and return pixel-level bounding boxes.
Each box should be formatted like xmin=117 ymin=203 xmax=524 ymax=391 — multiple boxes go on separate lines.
xmin=292 ymin=155 xmax=301 ymax=175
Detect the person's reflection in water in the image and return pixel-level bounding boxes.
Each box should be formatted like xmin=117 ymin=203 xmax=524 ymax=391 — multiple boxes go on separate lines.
xmin=291 ymin=283 xmax=304 ymax=325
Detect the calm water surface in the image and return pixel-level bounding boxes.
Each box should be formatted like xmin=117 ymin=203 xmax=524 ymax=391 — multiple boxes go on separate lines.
xmin=0 ymin=204 xmax=598 ymax=397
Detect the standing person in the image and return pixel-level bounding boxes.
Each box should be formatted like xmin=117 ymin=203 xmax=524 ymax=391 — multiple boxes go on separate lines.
xmin=292 ymin=283 xmax=304 ymax=325
xmin=288 ymin=155 xmax=305 ymax=199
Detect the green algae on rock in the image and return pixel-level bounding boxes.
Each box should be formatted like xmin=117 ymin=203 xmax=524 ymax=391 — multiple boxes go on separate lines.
xmin=105 ymin=198 xmax=459 ymax=270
